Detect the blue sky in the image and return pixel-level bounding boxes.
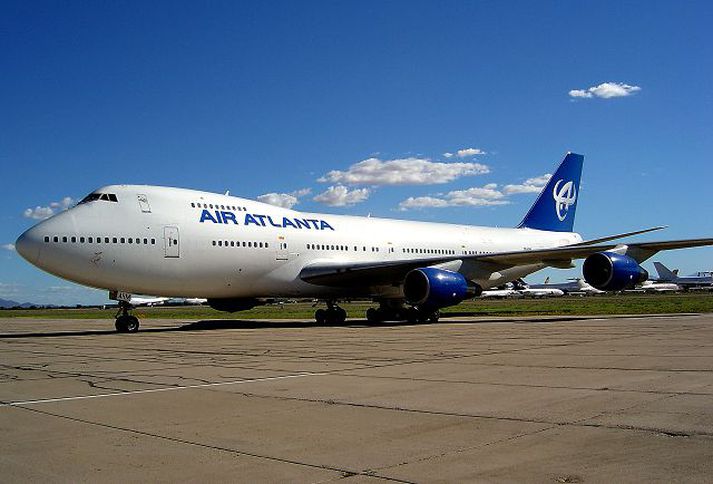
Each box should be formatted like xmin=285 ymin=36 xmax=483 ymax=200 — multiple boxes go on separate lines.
xmin=2 ymin=1 xmax=712 ymax=305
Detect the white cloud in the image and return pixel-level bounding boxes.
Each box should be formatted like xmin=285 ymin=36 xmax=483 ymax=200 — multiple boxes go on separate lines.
xmin=503 ymin=173 xmax=551 ymax=194
xmin=318 ymin=157 xmax=489 ymax=186
xmin=23 ymin=197 xmax=75 ymax=220
xmin=398 ymin=183 xmax=509 ymax=210
xmin=1 ymin=244 xmax=15 ymax=251
xmin=455 ymin=147 xmax=486 ymax=157
xmin=569 ymin=82 xmax=641 ymax=99
xmin=443 ymin=148 xmax=486 ymax=159
xmin=257 ymin=188 xmax=311 ymax=209
xmin=313 ymin=186 xmax=370 ymax=207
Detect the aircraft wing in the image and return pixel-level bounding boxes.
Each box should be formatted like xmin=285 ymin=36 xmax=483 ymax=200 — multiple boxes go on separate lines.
xmin=299 ymin=238 xmax=713 ymax=287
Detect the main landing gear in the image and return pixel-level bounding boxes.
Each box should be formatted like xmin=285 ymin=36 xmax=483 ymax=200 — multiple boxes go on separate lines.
xmin=314 ymin=301 xmax=347 ymax=324
xmin=365 ymin=301 xmax=440 ymax=324
xmin=115 ymin=300 xmax=140 ymax=333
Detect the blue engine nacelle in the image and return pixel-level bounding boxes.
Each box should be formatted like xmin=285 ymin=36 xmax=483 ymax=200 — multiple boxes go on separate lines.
xmin=404 ymin=267 xmax=480 ymax=310
xmin=583 ymin=252 xmax=649 ymax=291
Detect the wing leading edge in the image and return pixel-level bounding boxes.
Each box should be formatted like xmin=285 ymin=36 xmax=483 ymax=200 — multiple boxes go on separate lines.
xmin=299 ymin=237 xmax=713 ymax=287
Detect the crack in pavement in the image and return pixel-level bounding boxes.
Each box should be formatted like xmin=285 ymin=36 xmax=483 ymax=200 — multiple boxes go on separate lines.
xmin=209 ymin=389 xmax=713 ymax=439
xmin=10 ymin=405 xmax=416 ymax=484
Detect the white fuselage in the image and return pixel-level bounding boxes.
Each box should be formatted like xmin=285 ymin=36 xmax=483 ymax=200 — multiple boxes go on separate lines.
xmin=16 ymin=185 xmax=582 ymax=300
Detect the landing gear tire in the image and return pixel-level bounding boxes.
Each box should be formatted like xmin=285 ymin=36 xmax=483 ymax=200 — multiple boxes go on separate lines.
xmin=315 ymin=305 xmax=347 ymax=325
xmin=366 ymin=307 xmax=381 ymax=323
xmin=427 ymin=310 xmax=440 ymax=324
xmin=114 ymin=301 xmax=140 ymax=333
xmin=115 ymin=315 xmax=140 ymax=333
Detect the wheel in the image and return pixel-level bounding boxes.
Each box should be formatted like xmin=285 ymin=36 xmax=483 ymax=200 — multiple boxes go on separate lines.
xmin=335 ymin=307 xmax=347 ymax=323
xmin=116 ymin=315 xmax=139 ymax=332
xmin=315 ymin=309 xmax=327 ymax=324
xmin=366 ymin=307 xmax=380 ymax=322
xmin=115 ymin=316 xmax=128 ymax=333
xmin=126 ymin=316 xmax=140 ymax=333
xmin=406 ymin=307 xmax=419 ymax=323
xmin=428 ymin=310 xmax=440 ymax=324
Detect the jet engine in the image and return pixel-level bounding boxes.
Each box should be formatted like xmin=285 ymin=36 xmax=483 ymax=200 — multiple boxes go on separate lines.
xmin=582 ymin=252 xmax=648 ymax=291
xmin=404 ymin=267 xmax=481 ymax=309
xmin=207 ymin=298 xmax=261 ymax=313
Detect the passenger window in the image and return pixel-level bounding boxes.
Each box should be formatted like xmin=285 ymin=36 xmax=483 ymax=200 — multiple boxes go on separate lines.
xmin=44 ymin=236 xmax=49 ymax=243
xmin=53 ymin=236 xmax=58 ymax=242
xmin=71 ymin=236 xmax=76 ymax=243
xmin=80 ymin=237 xmax=85 ymax=243
xmin=144 ymin=238 xmax=148 ymax=244
xmin=128 ymin=238 xmax=133 ymax=244
xmin=120 ymin=237 xmax=125 ymax=243
xmin=151 ymin=238 xmax=156 ymax=244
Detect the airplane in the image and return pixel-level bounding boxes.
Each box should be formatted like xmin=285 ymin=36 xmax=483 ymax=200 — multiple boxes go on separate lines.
xmin=128 ymin=295 xmax=169 ymax=306
xmin=511 ymin=280 xmax=564 ymax=298
xmin=15 ymin=152 xmax=713 ymax=333
xmin=653 ymin=261 xmax=713 ymax=289
xmin=638 ymin=280 xmax=681 ymax=293
xmin=527 ymin=276 xmax=604 ymax=295
xmin=481 ymin=284 xmax=524 ymax=299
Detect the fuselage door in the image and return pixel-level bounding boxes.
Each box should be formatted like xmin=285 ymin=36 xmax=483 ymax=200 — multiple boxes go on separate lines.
xmin=138 ymin=194 xmax=152 ymax=213
xmin=164 ymin=226 xmax=180 ymax=258
xmin=276 ymin=236 xmax=289 ymax=261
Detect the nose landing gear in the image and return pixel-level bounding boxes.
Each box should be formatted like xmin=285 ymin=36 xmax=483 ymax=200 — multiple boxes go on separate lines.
xmin=115 ymin=301 xmax=140 ymax=333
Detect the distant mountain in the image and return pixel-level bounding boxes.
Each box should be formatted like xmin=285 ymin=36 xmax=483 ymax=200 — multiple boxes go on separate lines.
xmin=0 ymin=298 xmax=40 ymax=309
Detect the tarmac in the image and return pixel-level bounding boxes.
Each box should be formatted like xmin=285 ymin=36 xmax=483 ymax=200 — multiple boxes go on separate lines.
xmin=1 ymin=314 xmax=712 ymax=483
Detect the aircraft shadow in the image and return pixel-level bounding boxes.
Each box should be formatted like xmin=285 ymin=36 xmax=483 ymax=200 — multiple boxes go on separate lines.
xmin=0 ymin=318 xmax=432 ymax=339
xmin=0 ymin=313 xmax=605 ymax=339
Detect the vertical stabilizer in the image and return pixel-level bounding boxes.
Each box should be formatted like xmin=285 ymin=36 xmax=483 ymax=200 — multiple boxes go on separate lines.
xmin=518 ymin=152 xmax=584 ymax=232
xmin=653 ymin=261 xmax=676 ymax=281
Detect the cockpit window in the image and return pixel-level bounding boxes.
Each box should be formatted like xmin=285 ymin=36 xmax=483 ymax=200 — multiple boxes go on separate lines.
xmin=79 ymin=193 xmax=101 ymax=204
xmin=78 ymin=192 xmax=118 ymax=204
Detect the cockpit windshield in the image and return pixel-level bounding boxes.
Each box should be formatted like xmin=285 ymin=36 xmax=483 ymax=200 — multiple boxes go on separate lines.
xmin=78 ymin=192 xmax=118 ymax=204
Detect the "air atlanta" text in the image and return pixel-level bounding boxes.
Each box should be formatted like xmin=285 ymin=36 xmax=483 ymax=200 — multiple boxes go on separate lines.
xmin=199 ymin=210 xmax=335 ymax=231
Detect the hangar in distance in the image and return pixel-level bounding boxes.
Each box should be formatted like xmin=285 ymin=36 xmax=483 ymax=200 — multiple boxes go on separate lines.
xmin=15 ymin=152 xmax=713 ymax=332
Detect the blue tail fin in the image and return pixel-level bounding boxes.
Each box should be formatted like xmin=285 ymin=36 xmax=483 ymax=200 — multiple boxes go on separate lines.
xmin=518 ymin=152 xmax=584 ymax=232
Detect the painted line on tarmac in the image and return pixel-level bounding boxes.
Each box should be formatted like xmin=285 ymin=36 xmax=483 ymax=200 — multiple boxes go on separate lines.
xmin=2 ymin=372 xmax=327 ymax=408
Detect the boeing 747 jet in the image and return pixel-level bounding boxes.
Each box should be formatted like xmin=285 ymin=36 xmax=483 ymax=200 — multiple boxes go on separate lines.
xmin=16 ymin=153 xmax=713 ymax=332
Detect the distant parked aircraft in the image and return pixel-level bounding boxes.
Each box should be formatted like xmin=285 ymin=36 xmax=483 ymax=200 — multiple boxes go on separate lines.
xmin=129 ymin=295 xmax=169 ymax=306
xmin=638 ymin=280 xmax=681 ymax=293
xmin=528 ymin=277 xmax=604 ymax=295
xmin=653 ymin=262 xmax=713 ymax=289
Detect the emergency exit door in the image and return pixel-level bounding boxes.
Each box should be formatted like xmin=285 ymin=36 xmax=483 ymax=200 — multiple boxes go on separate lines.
xmin=164 ymin=226 xmax=180 ymax=258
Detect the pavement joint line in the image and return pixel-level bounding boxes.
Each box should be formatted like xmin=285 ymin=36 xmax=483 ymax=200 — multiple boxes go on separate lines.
xmin=1 ymin=371 xmax=328 ymax=407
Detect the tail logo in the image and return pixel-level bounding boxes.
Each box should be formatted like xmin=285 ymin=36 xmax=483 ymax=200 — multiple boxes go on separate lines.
xmin=552 ymin=179 xmax=577 ymax=221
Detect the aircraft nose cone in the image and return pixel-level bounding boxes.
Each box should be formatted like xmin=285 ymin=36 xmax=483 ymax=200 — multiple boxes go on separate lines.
xmin=15 ymin=227 xmax=41 ymax=265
